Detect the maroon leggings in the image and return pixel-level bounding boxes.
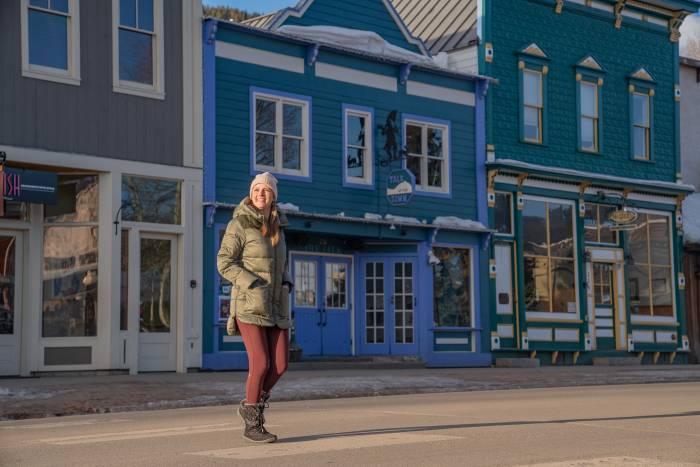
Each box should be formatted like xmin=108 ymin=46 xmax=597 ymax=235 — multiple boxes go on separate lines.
xmin=236 ymin=319 xmax=289 ymax=404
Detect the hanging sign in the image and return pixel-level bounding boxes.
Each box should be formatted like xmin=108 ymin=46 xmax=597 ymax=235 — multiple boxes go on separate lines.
xmin=608 ymin=207 xmax=638 ymax=231
xmin=386 ymin=168 xmax=415 ymax=206
xmin=2 ymin=167 xmax=58 ymax=205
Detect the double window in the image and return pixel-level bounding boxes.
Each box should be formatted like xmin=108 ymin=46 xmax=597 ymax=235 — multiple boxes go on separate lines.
xmin=252 ymin=89 xmax=311 ymax=180
xmin=113 ymin=0 xmax=165 ymax=99
xmin=21 ymin=0 xmax=81 ymax=85
xmin=404 ymin=116 xmax=450 ymax=196
xmin=342 ymin=105 xmax=374 ymax=188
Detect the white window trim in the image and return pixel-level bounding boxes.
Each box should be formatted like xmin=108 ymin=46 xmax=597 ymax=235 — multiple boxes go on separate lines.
xmin=112 ymin=0 xmax=165 ymax=100
xmin=343 ymin=107 xmax=373 ymax=187
xmin=579 ymin=81 xmax=599 ymax=152
xmin=404 ymin=119 xmax=450 ymax=195
xmin=521 ymin=195 xmax=581 ymax=319
xmin=21 ymin=0 xmax=81 ymax=86
xmin=632 ymin=92 xmax=650 ymax=160
xmin=252 ymin=91 xmax=311 ymax=178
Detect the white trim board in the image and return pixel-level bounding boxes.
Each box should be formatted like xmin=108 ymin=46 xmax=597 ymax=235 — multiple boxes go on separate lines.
xmin=406 ymin=81 xmax=475 ymax=106
xmin=316 ymin=62 xmax=397 ymax=92
xmin=215 ymin=42 xmax=305 ymax=74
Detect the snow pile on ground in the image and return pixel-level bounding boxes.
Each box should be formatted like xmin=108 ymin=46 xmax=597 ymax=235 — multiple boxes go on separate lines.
xmin=432 ymin=216 xmax=488 ymax=231
xmin=683 ymin=193 xmax=700 ymax=244
xmin=278 ymin=25 xmax=435 ymax=66
xmin=277 ymin=202 xmax=300 ymax=212
xmin=384 ymin=214 xmax=423 ymax=225
xmin=0 ymin=387 xmax=71 ymax=400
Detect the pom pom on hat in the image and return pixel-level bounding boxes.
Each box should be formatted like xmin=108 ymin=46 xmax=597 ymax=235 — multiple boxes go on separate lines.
xmin=249 ymin=172 xmax=278 ymax=200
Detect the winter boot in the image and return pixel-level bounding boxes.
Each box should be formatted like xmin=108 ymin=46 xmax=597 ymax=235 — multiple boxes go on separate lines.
xmin=238 ymin=401 xmax=277 ymax=443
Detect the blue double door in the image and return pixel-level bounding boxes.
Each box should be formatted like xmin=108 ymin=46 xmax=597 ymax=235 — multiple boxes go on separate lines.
xmin=357 ymin=257 xmax=418 ymax=356
xmin=292 ymin=255 xmax=352 ymax=356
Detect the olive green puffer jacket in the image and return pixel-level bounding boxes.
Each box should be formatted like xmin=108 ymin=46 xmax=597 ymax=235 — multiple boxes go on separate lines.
xmin=217 ymin=198 xmax=292 ymax=335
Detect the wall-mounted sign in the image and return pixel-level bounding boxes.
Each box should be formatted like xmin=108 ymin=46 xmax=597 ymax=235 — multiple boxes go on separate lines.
xmin=2 ymin=167 xmax=58 ymax=205
xmin=386 ymin=168 xmax=415 ymax=206
xmin=608 ymin=207 xmax=638 ymax=231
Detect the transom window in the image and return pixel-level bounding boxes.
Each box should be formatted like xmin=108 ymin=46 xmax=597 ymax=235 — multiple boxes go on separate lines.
xmin=343 ymin=105 xmax=373 ymax=188
xmin=522 ymin=199 xmax=577 ymax=314
xmin=22 ymin=0 xmax=81 ymax=84
xmin=113 ymin=0 xmax=164 ymax=98
xmin=579 ymin=81 xmax=599 ymax=152
xmin=404 ymin=118 xmax=450 ymax=194
xmin=628 ymin=213 xmax=673 ymax=317
xmin=523 ymin=69 xmax=543 ymax=143
xmin=632 ymin=92 xmax=651 ymax=160
xmin=583 ymin=203 xmax=617 ymax=244
xmin=253 ymin=90 xmax=311 ymax=179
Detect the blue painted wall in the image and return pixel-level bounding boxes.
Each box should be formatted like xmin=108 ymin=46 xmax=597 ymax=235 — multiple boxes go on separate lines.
xmin=485 ymin=0 xmax=678 ymax=182
xmin=278 ymin=0 xmax=425 ymax=55
xmin=215 ymin=26 xmax=478 ymax=223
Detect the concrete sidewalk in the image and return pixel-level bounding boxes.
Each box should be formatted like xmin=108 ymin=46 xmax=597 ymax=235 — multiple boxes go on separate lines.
xmin=2 ymin=365 xmax=700 ymax=421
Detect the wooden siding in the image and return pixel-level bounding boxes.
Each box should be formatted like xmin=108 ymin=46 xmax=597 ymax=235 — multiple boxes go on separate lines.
xmin=279 ymin=0 xmax=424 ymax=55
xmin=0 ymin=0 xmax=184 ymax=167
xmin=684 ymin=252 xmax=700 ymax=363
xmin=214 ymin=30 xmax=478 ymax=223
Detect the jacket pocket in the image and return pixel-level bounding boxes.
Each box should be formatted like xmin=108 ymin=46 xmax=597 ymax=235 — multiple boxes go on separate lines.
xmin=243 ymin=283 xmax=270 ymax=315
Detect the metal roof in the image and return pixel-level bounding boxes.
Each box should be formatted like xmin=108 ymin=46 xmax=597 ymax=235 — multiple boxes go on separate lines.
xmin=242 ymin=12 xmax=276 ymax=29
xmin=389 ymin=0 xmax=478 ymax=54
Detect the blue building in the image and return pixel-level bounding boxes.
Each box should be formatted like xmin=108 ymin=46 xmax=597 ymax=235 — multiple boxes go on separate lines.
xmin=201 ymin=0 xmax=492 ymax=369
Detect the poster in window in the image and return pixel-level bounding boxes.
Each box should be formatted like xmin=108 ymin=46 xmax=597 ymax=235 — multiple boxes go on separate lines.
xmin=219 ymin=297 xmax=230 ymax=321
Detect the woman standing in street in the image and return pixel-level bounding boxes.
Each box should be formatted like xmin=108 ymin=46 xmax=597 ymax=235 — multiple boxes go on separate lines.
xmin=217 ymin=172 xmax=293 ymax=444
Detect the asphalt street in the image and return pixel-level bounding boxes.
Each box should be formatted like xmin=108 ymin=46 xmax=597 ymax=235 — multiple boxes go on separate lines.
xmin=1 ymin=382 xmax=699 ymax=467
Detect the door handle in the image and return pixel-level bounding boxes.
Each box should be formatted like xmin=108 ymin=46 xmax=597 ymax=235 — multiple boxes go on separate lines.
xmin=316 ymin=309 xmax=322 ymax=326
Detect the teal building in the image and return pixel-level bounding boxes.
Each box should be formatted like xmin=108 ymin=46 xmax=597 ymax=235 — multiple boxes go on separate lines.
xmin=201 ymin=0 xmax=493 ymax=369
xmin=473 ymin=0 xmax=698 ymax=363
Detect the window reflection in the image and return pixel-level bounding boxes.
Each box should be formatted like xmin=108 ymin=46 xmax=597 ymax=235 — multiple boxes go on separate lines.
xmin=140 ymin=238 xmax=171 ymax=333
xmin=0 ymin=236 xmax=16 ymax=335
xmin=432 ymin=248 xmax=471 ymax=327
xmin=45 ymin=175 xmax=98 ymax=223
xmin=121 ymin=175 xmax=181 ymax=225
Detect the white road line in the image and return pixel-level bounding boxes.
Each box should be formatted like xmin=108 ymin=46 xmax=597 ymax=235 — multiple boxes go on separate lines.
xmin=0 ymin=419 xmax=130 ymax=430
xmin=41 ymin=423 xmax=239 ymax=445
xmin=188 ymin=432 xmax=460 ymax=460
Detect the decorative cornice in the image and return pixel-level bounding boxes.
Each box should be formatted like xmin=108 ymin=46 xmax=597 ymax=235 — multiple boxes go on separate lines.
xmin=519 ymin=43 xmax=548 ymax=59
xmin=669 ymin=11 xmax=689 ymax=43
xmin=614 ymin=0 xmax=627 ymax=29
xmin=554 ymin=0 xmax=564 ymax=14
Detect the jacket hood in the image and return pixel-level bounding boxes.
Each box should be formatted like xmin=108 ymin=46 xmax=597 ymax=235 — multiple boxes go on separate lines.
xmin=233 ymin=197 xmax=289 ymax=228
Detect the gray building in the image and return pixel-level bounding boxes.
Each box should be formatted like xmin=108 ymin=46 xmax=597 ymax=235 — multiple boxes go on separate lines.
xmin=681 ymin=56 xmax=700 ymax=188
xmin=0 ymin=0 xmax=203 ymax=375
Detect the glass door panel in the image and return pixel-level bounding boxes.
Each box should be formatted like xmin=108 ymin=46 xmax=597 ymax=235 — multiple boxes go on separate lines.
xmin=293 ymin=257 xmax=321 ymax=356
xmin=0 ymin=232 xmax=21 ymax=375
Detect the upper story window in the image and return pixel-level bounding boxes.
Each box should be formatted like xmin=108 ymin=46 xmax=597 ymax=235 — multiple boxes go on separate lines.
xmin=113 ymin=0 xmax=165 ymax=99
xmin=523 ymin=70 xmax=543 ymax=143
xmin=403 ymin=115 xmax=451 ymax=197
xmin=21 ymin=0 xmax=81 ymax=85
xmin=251 ymin=88 xmax=311 ymax=181
xmin=632 ymin=92 xmax=651 ymax=160
xmin=575 ymin=56 xmax=605 ymax=154
xmin=628 ymin=67 xmax=656 ymax=162
xmin=518 ymin=43 xmax=549 ymax=145
xmin=342 ymin=105 xmax=374 ymax=189
xmin=579 ymin=81 xmax=600 ymax=152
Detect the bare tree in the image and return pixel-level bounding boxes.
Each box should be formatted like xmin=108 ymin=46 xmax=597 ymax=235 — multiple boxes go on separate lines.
xmin=203 ymin=5 xmax=261 ymax=22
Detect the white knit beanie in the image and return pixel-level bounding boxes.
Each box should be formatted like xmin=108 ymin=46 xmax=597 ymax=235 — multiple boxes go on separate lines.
xmin=249 ymin=172 xmax=278 ymax=201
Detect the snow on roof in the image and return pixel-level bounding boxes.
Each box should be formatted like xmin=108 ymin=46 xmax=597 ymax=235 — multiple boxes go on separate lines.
xmin=384 ymin=214 xmax=424 ymax=224
xmin=277 ymin=25 xmax=435 ymax=66
xmin=278 ymin=202 xmax=300 ymax=212
xmin=432 ymin=216 xmax=488 ymax=231
xmin=683 ymin=193 xmax=700 ymax=245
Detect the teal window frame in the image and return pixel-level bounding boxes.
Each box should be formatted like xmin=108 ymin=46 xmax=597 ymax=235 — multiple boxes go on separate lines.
xmin=517 ymin=50 xmax=549 ymax=146
xmin=628 ymin=73 xmax=656 ymax=163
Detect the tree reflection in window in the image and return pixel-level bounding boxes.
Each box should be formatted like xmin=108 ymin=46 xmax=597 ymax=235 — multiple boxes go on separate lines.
xmin=432 ymin=248 xmax=471 ymax=327
xmin=121 ymin=175 xmax=181 ymax=224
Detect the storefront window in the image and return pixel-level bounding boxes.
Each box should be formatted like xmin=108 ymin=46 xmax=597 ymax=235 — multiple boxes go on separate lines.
xmin=584 ymin=203 xmax=617 ymax=244
xmin=432 ymin=247 xmax=472 ymax=327
xmin=121 ymin=175 xmax=181 ymax=224
xmin=628 ymin=213 xmax=673 ymax=317
xmin=523 ymin=199 xmax=576 ymax=313
xmin=43 ymin=175 xmax=99 ymax=337
xmin=1 ymin=201 xmax=29 ymax=221
xmin=494 ymin=192 xmax=512 ymax=235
